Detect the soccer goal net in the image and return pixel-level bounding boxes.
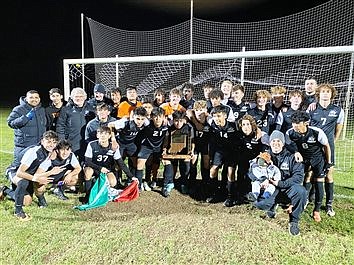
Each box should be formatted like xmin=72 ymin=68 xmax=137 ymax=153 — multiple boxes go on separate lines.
xmin=64 ymin=0 xmax=354 ymax=171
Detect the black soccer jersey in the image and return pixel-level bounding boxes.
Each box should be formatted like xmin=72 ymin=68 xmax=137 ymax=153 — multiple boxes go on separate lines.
xmin=141 ymin=122 xmax=169 ymax=148
xmin=85 ymin=140 xmax=121 ymax=170
xmin=192 ymin=121 xmax=209 ymax=147
xmin=228 ymin=101 xmax=250 ymax=121
xmin=237 ymin=131 xmax=266 ymax=161
xmin=207 ymin=120 xmax=237 ymax=150
xmin=20 ymin=145 xmax=50 ymax=175
xmin=276 ymin=107 xmax=297 ymax=134
xmin=113 ymin=118 xmax=145 ymax=145
xmin=286 ymin=126 xmax=328 ymax=160
xmin=247 ymin=107 xmax=275 ymax=135
xmin=309 ymin=103 xmax=344 ymax=142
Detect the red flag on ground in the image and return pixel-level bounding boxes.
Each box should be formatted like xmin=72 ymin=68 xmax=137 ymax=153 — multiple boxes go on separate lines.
xmin=113 ymin=179 xmax=139 ymax=202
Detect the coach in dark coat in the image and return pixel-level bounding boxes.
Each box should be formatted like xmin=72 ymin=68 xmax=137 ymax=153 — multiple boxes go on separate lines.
xmin=56 ymin=87 xmax=95 ymax=161
xmin=7 ymin=90 xmax=46 ymax=165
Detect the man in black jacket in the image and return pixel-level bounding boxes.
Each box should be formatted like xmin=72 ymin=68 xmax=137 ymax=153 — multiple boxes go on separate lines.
xmin=254 ymin=130 xmax=307 ymax=236
xmin=7 ymin=90 xmax=47 ymax=166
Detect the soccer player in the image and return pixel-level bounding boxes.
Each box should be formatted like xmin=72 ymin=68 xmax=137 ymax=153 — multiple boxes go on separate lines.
xmin=286 ymin=111 xmax=332 ymax=222
xmin=153 ymin=88 xmax=166 ymax=107
xmin=228 ymin=84 xmax=250 ymax=121
xmin=206 ymin=106 xmax=237 ymax=207
xmin=135 ymin=107 xmax=168 ymax=190
xmin=308 ymin=83 xmax=344 ymax=216
xmin=302 ymin=77 xmax=317 ymax=110
xmin=108 ymin=107 xmax=149 ymax=188
xmin=161 ymin=111 xmax=194 ymax=197
xmin=45 ymin=87 xmax=66 ymax=131
xmin=160 ymin=87 xmax=186 ymax=121
xmin=276 ymin=89 xmax=303 ymax=134
xmin=2 ymin=131 xmax=62 ymax=220
xmin=110 ymin=87 xmax=123 ymax=118
xmin=186 ymin=100 xmax=210 ymax=195
xmin=141 ymin=97 xmax=154 ymax=119
xmin=235 ymin=114 xmax=267 ymax=203
xmin=247 ymin=89 xmax=275 ymax=135
xmin=7 ymin=90 xmax=47 ymax=166
xmin=254 ymin=130 xmax=307 ymax=236
xmin=268 ymin=86 xmax=288 ymax=133
xmin=180 ymin=83 xmax=196 ymax=110
xmin=207 ymin=89 xmax=235 ymax=122
xmin=85 ymin=102 xmax=116 ymax=143
xmin=87 ymin=83 xmax=114 ymax=110
xmin=220 ymin=79 xmax=233 ymax=105
xmin=37 ymin=139 xmax=81 ymax=200
xmin=202 ymin=83 xmax=214 ymax=111
xmin=117 ymin=85 xmax=142 ymax=119
xmin=83 ymin=126 xmax=134 ymax=201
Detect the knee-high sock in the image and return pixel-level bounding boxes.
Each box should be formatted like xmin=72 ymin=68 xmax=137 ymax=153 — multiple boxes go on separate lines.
xmin=14 ymin=179 xmax=29 ymax=214
xmin=227 ymin=181 xmax=235 ymax=199
xmin=163 ymin=164 xmax=174 ymax=186
xmin=325 ymin=182 xmax=334 ymax=206
xmin=85 ymin=179 xmax=93 ymax=194
xmin=179 ymin=161 xmax=190 ymax=185
xmin=135 ymin=169 xmax=144 ymax=188
xmin=314 ymin=181 xmax=324 ymax=212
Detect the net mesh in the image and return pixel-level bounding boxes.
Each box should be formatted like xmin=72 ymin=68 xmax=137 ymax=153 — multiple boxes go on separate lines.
xmin=68 ymin=0 xmax=354 ymax=170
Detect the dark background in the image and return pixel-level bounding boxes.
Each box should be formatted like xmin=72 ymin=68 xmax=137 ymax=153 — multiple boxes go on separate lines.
xmin=1 ymin=0 xmax=329 ymax=106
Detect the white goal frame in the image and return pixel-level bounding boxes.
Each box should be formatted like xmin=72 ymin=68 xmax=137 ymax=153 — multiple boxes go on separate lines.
xmin=63 ymin=45 xmax=354 ymax=139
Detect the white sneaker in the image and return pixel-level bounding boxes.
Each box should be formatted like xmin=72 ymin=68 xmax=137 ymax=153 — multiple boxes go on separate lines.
xmin=143 ymin=182 xmax=151 ymax=191
xmin=326 ymin=205 xmax=336 ymax=217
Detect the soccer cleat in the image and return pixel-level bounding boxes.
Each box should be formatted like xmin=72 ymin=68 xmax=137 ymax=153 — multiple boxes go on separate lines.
xmin=53 ymin=188 xmax=69 ymax=200
xmin=37 ymin=196 xmax=48 ymax=208
xmin=0 ymin=185 xmax=9 ymax=201
xmin=143 ymin=182 xmax=151 ymax=191
xmin=326 ymin=205 xmax=336 ymax=217
xmin=288 ymin=222 xmax=300 ymax=236
xmin=223 ymin=198 xmax=236 ymax=207
xmin=312 ymin=211 xmax=321 ymax=222
xmin=14 ymin=211 xmax=32 ymax=221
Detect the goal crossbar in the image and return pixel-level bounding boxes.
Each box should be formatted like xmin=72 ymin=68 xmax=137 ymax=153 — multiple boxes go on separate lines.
xmin=63 ymin=45 xmax=354 ymax=99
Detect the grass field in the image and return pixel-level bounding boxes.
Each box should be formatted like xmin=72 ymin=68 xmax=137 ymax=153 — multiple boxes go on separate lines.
xmin=0 ymin=107 xmax=353 ymax=264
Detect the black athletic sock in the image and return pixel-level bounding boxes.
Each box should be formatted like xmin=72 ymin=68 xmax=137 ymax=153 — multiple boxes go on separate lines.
xmin=14 ymin=180 xmax=29 ymax=214
xmin=325 ymin=182 xmax=334 ymax=206
xmin=180 ymin=161 xmax=190 ymax=185
xmin=85 ymin=179 xmax=93 ymax=194
xmin=135 ymin=169 xmax=144 ymax=188
xmin=304 ymin=182 xmax=312 ymax=197
xmin=314 ymin=181 xmax=324 ymax=212
xmin=227 ymin=181 xmax=235 ymax=199
xmin=163 ymin=164 xmax=174 ymax=186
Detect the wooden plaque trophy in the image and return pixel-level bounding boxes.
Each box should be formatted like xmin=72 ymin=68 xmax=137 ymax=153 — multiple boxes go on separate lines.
xmin=162 ymin=131 xmax=193 ymax=159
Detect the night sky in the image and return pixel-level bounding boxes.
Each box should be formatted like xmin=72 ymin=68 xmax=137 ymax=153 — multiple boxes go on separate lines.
xmin=1 ymin=0 xmax=329 ymax=106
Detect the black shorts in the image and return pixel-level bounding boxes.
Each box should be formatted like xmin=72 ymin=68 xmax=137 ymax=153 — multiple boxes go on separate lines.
xmin=138 ymin=144 xmax=162 ymax=160
xmin=119 ymin=142 xmax=138 ymax=157
xmin=210 ymin=148 xmax=235 ymax=167
xmin=304 ymin=156 xmax=326 ymax=179
xmin=194 ymin=141 xmax=209 ymax=156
